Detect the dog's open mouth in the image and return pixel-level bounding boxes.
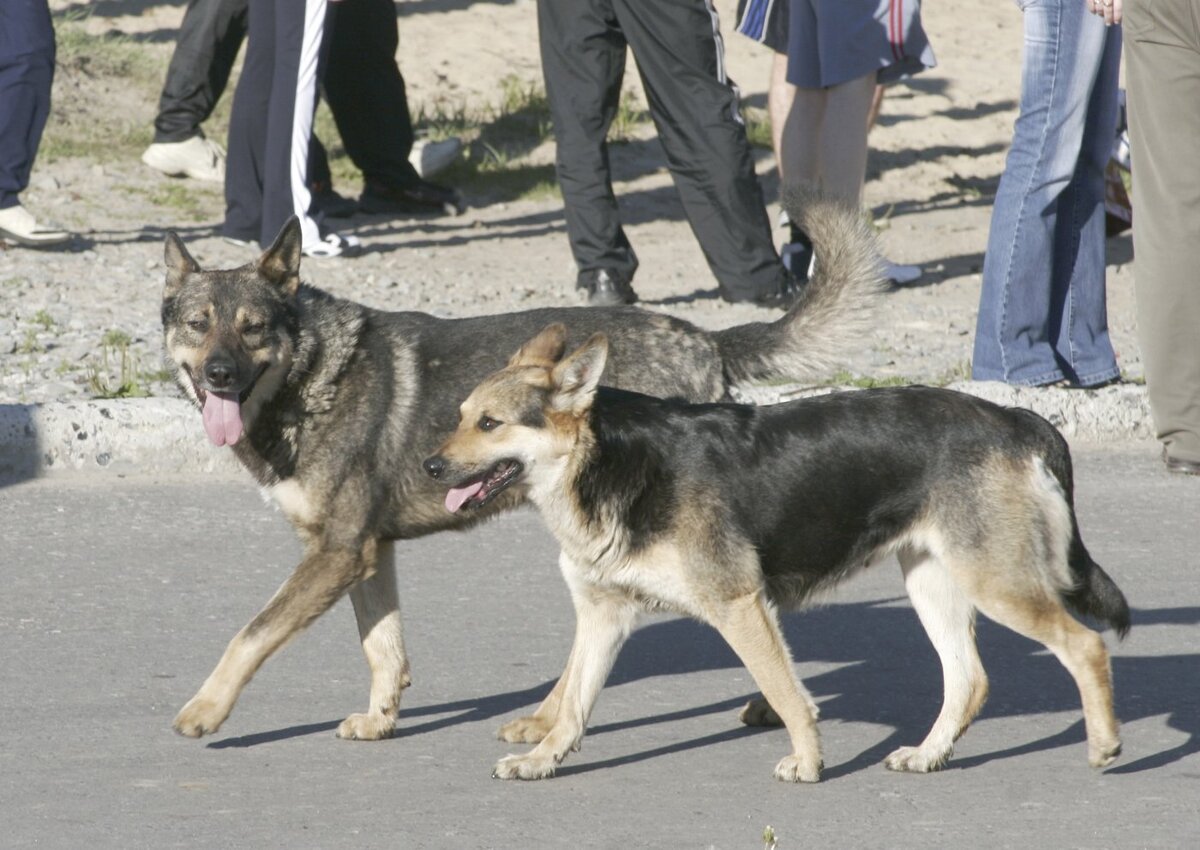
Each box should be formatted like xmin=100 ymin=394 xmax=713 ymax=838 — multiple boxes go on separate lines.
xmin=444 ymin=460 xmax=524 ymax=513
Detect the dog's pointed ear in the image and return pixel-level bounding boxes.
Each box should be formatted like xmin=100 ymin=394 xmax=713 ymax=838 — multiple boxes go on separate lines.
xmin=550 ymin=333 xmax=608 ymax=412
xmin=256 ymin=217 xmax=302 ymax=297
xmin=163 ymin=231 xmax=200 ymax=296
xmin=508 ymin=323 xmax=568 ymax=368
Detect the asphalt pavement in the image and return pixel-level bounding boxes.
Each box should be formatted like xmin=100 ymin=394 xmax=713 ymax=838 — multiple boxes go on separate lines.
xmin=1 ymin=442 xmax=1197 ymax=849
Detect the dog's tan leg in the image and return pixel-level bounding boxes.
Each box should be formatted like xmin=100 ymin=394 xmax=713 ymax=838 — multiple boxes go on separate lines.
xmin=338 ymin=542 xmax=411 ymax=740
xmin=713 ymin=592 xmax=823 ymax=782
xmin=885 ymin=548 xmax=989 ymax=773
xmin=493 ymin=584 xmax=636 ymax=780
xmin=971 ymin=590 xmax=1121 ymax=768
xmin=173 ymin=540 xmax=376 ymax=737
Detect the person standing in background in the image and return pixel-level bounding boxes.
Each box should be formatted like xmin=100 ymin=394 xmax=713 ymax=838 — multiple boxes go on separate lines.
xmin=1105 ymin=0 xmax=1200 ymax=474
xmin=0 ymin=0 xmax=71 ymax=248
xmin=972 ymin=0 xmax=1122 ymax=388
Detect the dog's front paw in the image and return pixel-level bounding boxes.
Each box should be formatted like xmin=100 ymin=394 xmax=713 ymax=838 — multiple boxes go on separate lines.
xmin=884 ymin=745 xmax=949 ymax=773
xmin=336 ymin=712 xmax=396 ymax=741
xmin=492 ymin=752 xmax=558 ymax=781
xmin=173 ymin=695 xmax=230 ymax=738
xmin=497 ymin=715 xmax=553 ymax=743
xmin=739 ymin=698 xmax=783 ymax=727
xmin=1089 ymin=738 xmax=1121 ymax=768
xmin=774 ymin=753 xmax=823 ymax=783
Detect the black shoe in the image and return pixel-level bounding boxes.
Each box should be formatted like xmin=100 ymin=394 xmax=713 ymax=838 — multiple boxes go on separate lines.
xmin=577 ymin=268 xmax=637 ymax=306
xmin=1163 ymin=447 xmax=1200 ymax=476
xmin=309 ymin=182 xmax=358 ymax=219
xmin=359 ymin=179 xmax=464 ymax=216
xmin=725 ymin=275 xmax=806 ymax=310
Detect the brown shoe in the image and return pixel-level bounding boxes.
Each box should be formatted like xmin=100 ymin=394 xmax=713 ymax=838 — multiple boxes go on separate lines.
xmin=1163 ymin=447 xmax=1200 ymax=476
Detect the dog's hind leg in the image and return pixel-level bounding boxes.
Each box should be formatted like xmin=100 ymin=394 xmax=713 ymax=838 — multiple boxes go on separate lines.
xmin=967 ymin=582 xmax=1120 ymax=768
xmin=713 ymin=591 xmax=823 ymax=782
xmin=885 ymin=546 xmax=988 ymax=773
xmin=338 ymin=542 xmax=412 ymax=740
xmin=493 ymin=581 xmax=636 ymax=780
xmin=173 ymin=538 xmax=377 ymax=738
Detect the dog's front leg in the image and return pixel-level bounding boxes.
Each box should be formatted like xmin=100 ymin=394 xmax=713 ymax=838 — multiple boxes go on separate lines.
xmin=173 ymin=540 xmax=376 ymax=738
xmin=714 ymin=591 xmax=823 ymax=782
xmin=493 ymin=582 xmax=635 ymax=780
xmin=339 ymin=542 xmax=411 ymax=740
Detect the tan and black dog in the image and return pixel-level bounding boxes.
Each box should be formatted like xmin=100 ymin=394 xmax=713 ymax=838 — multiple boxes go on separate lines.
xmin=424 ymin=325 xmax=1130 ymax=782
xmin=161 ymin=193 xmax=880 ymax=740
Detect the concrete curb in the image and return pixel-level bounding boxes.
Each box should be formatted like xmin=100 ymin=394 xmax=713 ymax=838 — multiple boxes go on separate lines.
xmin=0 ymin=383 xmax=1153 ymax=480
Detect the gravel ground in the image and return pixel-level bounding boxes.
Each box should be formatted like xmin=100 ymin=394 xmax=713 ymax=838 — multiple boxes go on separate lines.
xmin=0 ymin=0 xmax=1142 ymax=406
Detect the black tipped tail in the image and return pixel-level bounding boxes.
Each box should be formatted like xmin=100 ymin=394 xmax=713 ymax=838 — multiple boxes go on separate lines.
xmin=1065 ymin=539 xmax=1131 ymax=639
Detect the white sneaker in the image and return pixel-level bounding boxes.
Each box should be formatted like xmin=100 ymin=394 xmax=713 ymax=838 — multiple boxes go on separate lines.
xmin=409 ymin=137 xmax=463 ymax=179
xmin=142 ymin=135 xmax=226 ymax=182
xmin=303 ymin=231 xmax=361 ymax=258
xmin=0 ymin=204 xmax=71 ymax=247
xmin=884 ymin=259 xmax=922 ymax=286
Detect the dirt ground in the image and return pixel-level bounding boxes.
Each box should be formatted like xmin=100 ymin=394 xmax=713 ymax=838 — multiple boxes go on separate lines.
xmin=0 ymin=0 xmax=1140 ymax=404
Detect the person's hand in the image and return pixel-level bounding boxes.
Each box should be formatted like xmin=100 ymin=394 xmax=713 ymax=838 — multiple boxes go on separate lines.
xmin=1087 ymin=0 xmax=1123 ymax=26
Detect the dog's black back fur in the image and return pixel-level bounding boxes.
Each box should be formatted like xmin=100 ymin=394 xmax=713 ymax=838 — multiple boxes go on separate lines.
xmin=579 ymin=385 xmax=1130 ymax=632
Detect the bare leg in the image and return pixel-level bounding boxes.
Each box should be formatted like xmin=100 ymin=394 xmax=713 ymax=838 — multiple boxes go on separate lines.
xmin=780 ymin=70 xmax=876 ymax=206
xmin=768 ymin=50 xmax=796 ymax=178
xmin=338 ymin=542 xmax=412 ymax=740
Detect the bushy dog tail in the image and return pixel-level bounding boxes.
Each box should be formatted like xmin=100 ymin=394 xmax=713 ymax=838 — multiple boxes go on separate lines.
xmin=714 ymin=187 xmax=885 ymax=385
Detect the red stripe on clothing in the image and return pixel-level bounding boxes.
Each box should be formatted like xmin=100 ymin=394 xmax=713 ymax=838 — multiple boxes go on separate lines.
xmin=890 ymin=0 xmax=904 ymax=62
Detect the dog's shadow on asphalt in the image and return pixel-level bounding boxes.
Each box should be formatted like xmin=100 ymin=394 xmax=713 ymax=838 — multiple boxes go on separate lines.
xmin=432 ymin=600 xmax=1200 ymax=778
xmin=209 ymin=601 xmax=1200 ymax=778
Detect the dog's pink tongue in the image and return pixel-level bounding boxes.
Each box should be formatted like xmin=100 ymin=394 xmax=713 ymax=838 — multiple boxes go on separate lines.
xmin=444 ymin=480 xmax=484 ymax=513
xmin=202 ymin=391 xmax=244 ymax=447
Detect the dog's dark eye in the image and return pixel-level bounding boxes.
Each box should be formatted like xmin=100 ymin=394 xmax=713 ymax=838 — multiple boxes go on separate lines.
xmin=186 ymin=319 xmax=208 ymax=333
xmin=478 ymin=415 xmax=502 ymax=432
xmin=243 ymin=322 xmax=266 ymax=335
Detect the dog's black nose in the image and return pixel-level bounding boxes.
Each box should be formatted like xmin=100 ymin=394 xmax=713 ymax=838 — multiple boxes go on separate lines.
xmin=204 ymin=357 xmax=236 ymax=389
xmin=423 ymin=456 xmax=446 ymax=480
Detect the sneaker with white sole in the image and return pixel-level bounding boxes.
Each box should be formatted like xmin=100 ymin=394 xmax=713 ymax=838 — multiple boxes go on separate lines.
xmin=142 ymin=135 xmax=226 ymax=182
xmin=884 ymin=259 xmax=922 ymax=286
xmin=303 ymin=231 xmax=361 ymax=258
xmin=409 ymin=137 xmax=463 ymax=179
xmin=0 ymin=204 xmax=72 ymax=248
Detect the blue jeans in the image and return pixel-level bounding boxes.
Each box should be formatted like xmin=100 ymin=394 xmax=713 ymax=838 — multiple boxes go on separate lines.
xmin=972 ymin=0 xmax=1122 ymax=387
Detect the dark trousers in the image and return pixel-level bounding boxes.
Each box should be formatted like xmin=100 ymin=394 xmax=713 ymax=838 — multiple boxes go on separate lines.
xmin=154 ymin=0 xmax=419 ymax=189
xmin=223 ymin=0 xmax=329 ymax=248
xmin=537 ymin=0 xmax=784 ymax=299
xmin=153 ymin=0 xmax=248 ymax=143
xmin=0 ymin=0 xmax=55 ymax=210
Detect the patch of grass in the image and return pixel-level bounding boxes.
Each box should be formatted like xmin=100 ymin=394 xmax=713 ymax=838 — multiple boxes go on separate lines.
xmin=607 ymin=89 xmax=650 ymax=144
xmin=86 ymin=331 xmax=152 ymax=398
xmin=17 ymin=329 xmax=45 ymax=355
xmin=32 ymin=310 xmax=56 ymax=330
xmin=743 ymin=107 xmax=773 ymax=151
xmin=42 ymin=11 xmax=164 ymax=162
xmin=824 ymin=370 xmax=912 ymax=389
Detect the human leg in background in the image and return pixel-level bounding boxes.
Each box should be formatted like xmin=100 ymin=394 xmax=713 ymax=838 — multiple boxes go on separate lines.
xmin=616 ymin=0 xmax=793 ymax=305
xmin=324 ymin=0 xmax=462 ymax=217
xmin=0 ymin=0 xmax=69 ymax=247
xmin=537 ymin=0 xmax=638 ymax=306
xmin=972 ymin=0 xmax=1119 ymax=386
xmin=224 ymin=0 xmax=354 ymax=256
xmin=142 ymin=0 xmax=247 ymax=182
xmin=1124 ymin=0 xmax=1200 ymax=471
